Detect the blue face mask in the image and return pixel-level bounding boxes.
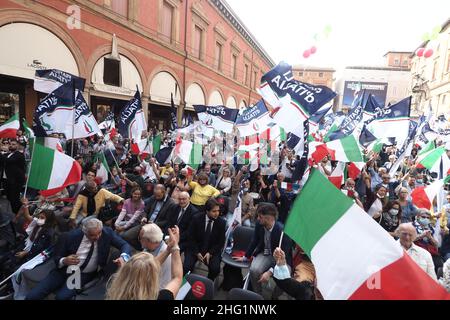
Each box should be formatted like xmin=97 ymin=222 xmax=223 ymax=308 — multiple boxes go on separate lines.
xmin=416 ymin=179 xmax=423 ymax=184
xmin=419 ymin=217 xmax=430 ymax=225
xmin=273 ymin=264 xmax=291 ymax=280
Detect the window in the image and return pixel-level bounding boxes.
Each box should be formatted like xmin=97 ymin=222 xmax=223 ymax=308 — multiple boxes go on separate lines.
xmin=110 ymin=0 xmax=128 ymax=17
xmin=442 ymin=95 xmax=446 ymax=105
xmin=403 ymin=59 xmax=408 ymax=66
xmin=231 ymin=54 xmax=237 ymax=79
xmin=193 ymin=25 xmax=202 ymax=60
xmin=103 ymin=57 xmax=121 ymax=87
xmin=319 ymin=72 xmax=323 ymax=77
xmin=432 ymin=60 xmax=438 ymax=80
xmin=161 ymin=1 xmax=174 ymax=42
xmin=394 ymin=59 xmax=399 ymax=66
xmin=447 ymin=52 xmax=450 ymax=72
xmin=253 ymin=71 xmax=258 ymax=89
xmin=214 ymin=42 xmax=222 ymax=71
xmin=299 ymin=72 xmax=303 ymax=77
xmin=244 ymin=64 xmax=249 ymax=86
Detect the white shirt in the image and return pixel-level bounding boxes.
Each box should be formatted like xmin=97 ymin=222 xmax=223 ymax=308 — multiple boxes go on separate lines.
xmin=400 ymin=241 xmax=437 ymax=281
xmin=205 ymin=215 xmax=214 ymax=231
xmin=147 ymin=242 xmax=171 ymax=289
xmin=58 ymin=235 xmax=99 ymax=273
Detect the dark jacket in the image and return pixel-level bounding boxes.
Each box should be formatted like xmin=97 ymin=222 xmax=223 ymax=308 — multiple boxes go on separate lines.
xmin=185 ymin=212 xmax=226 ymax=256
xmin=168 ymin=203 xmax=199 ymax=245
xmin=27 ymin=227 xmax=56 ymax=260
xmin=1 ymin=151 xmax=25 ymax=184
xmin=53 ymin=227 xmax=131 ymax=270
xmin=145 ymin=195 xmax=177 ymax=232
xmin=245 ymin=221 xmax=293 ymax=268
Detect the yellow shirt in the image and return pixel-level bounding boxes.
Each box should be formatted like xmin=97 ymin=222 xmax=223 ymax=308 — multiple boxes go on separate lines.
xmin=189 ymin=181 xmax=221 ymax=206
xmin=160 ymin=166 xmax=174 ymax=177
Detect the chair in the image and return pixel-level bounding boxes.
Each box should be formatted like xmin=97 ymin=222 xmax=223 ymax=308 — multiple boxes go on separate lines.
xmin=221 ymin=225 xmax=254 ymax=269
xmin=21 ymin=259 xmax=57 ymax=290
xmin=184 ymin=273 xmax=215 ymax=300
xmin=226 ymin=288 xmax=264 ymax=300
xmin=75 ymin=278 xmax=107 ymax=300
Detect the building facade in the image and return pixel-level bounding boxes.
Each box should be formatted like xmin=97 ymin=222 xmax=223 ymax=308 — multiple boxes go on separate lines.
xmin=410 ymin=18 xmax=450 ymax=117
xmin=292 ymin=65 xmax=335 ymax=88
xmin=335 ymin=65 xmax=411 ymax=111
xmin=0 ymin=0 xmax=274 ymax=130
xmin=383 ymin=51 xmax=413 ymax=69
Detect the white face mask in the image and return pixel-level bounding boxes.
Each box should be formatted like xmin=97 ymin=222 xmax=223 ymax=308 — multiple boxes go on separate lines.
xmin=389 ymin=209 xmax=399 ymax=216
xmin=35 ymin=218 xmax=45 ymax=226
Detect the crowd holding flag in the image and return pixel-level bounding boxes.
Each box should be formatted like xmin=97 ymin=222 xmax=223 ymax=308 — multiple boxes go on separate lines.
xmin=2 ymin=60 xmax=450 ymax=300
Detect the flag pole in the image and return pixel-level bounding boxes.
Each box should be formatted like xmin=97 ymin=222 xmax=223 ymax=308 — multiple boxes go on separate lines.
xmin=70 ymin=83 xmax=76 ymax=157
xmin=23 ymin=137 xmax=36 ymax=199
xmin=278 ymin=231 xmax=284 ymax=248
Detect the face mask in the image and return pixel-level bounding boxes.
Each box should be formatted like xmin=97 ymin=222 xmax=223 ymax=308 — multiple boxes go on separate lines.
xmin=377 ymin=193 xmax=384 ymax=199
xmin=389 ymin=209 xmax=399 ymax=216
xmin=35 ymin=218 xmax=45 ymax=226
xmin=179 ymin=174 xmax=186 ymax=180
xmin=416 ymin=179 xmax=423 ymax=184
xmin=243 ymin=188 xmax=249 ymax=193
xmin=419 ymin=217 xmax=430 ymax=225
xmin=273 ymin=264 xmax=291 ymax=280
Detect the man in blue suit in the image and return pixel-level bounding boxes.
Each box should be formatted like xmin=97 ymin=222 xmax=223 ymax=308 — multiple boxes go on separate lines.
xmin=26 ymin=218 xmax=131 ymax=300
xmin=234 ymin=202 xmax=292 ymax=295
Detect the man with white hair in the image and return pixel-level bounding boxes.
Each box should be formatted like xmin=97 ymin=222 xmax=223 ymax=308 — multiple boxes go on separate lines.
xmin=397 ymin=222 xmax=437 ymax=280
xmin=139 ymin=223 xmax=171 ymax=289
xmin=26 ymin=218 xmax=132 ymax=300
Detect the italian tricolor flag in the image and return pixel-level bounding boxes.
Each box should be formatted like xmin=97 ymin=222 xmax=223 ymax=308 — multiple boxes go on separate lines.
xmin=95 ymin=152 xmax=110 ymax=184
xmin=416 ymin=146 xmax=446 ymax=172
xmin=174 ymin=139 xmax=202 ymax=169
xmin=0 ymin=113 xmax=19 ymax=138
xmin=328 ymin=162 xmax=346 ymax=188
xmin=325 ymin=134 xmax=364 ymax=163
xmin=175 ymin=275 xmax=192 ymax=300
xmin=28 ymin=143 xmax=82 ymax=193
xmin=131 ymin=138 xmax=152 ymax=158
xmin=285 ymin=169 xmax=449 ymax=300
xmin=411 ymin=179 xmax=444 ymax=210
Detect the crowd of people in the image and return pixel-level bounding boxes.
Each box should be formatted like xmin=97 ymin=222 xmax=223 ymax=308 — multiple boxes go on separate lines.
xmin=0 ymin=123 xmax=450 ymax=300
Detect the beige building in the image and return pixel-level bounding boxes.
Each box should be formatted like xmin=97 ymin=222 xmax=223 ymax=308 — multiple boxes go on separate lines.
xmin=410 ymin=18 xmax=450 ymax=117
xmin=384 ymin=51 xmax=413 ymax=69
xmin=292 ymin=65 xmax=335 ymax=88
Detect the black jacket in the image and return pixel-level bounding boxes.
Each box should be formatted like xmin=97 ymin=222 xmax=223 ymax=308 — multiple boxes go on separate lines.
xmin=53 ymin=227 xmax=131 ymax=270
xmin=245 ymin=221 xmax=293 ymax=268
xmin=145 ymin=195 xmax=177 ymax=232
xmin=185 ymin=212 xmax=226 ymax=256
xmin=27 ymin=227 xmax=56 ymax=260
xmin=168 ymin=203 xmax=199 ymax=245
xmin=1 ymin=151 xmax=25 ymax=184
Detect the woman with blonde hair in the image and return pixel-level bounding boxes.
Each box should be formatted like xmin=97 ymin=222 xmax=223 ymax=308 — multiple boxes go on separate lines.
xmin=106 ymin=226 xmax=182 ymax=300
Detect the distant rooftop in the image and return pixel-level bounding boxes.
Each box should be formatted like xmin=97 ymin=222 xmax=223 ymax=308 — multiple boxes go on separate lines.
xmin=383 ymin=51 xmax=413 ymax=57
xmin=293 ymin=65 xmax=336 ymax=72
xmin=346 ymin=65 xmax=410 ymax=72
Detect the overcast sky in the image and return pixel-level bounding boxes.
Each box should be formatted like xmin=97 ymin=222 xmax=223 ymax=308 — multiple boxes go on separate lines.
xmin=226 ymin=0 xmax=449 ymax=72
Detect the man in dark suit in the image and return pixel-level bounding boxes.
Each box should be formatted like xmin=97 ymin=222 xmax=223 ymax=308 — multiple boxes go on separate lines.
xmin=168 ymin=191 xmax=198 ymax=252
xmin=0 ymin=140 xmax=25 ymax=214
xmin=183 ymin=198 xmax=226 ymax=280
xmin=25 ymin=218 xmax=131 ymax=300
xmin=234 ymin=202 xmax=292 ymax=295
xmin=121 ymin=184 xmax=176 ymax=249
